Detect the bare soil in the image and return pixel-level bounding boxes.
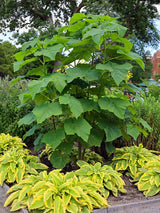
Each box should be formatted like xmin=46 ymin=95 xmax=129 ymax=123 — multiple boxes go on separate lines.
xmin=108 ymin=175 xmax=160 ymax=206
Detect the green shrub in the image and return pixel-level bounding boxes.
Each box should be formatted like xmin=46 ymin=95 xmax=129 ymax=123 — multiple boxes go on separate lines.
xmin=148 ymin=84 xmax=160 ymax=99
xmin=133 ymin=95 xmax=160 ymax=150
xmin=0 ymin=77 xmax=35 ymax=139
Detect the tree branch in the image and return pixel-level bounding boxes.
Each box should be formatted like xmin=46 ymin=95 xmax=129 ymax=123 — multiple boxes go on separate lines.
xmin=30 ymin=2 xmax=47 ymax=21
xmin=73 ymin=1 xmax=84 ymax=14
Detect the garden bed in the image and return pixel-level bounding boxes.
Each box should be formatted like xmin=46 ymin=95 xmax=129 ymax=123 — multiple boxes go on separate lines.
xmin=93 ymin=175 xmax=160 ymax=213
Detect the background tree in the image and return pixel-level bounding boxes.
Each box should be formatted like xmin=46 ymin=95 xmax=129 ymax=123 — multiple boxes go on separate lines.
xmin=0 ymin=0 xmax=159 ymax=48
xmin=0 ymin=41 xmax=17 ymax=77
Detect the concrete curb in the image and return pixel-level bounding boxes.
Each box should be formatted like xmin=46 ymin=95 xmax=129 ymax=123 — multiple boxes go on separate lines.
xmin=93 ymin=198 xmax=160 ymax=213
xmin=2 ymin=183 xmax=29 ymax=213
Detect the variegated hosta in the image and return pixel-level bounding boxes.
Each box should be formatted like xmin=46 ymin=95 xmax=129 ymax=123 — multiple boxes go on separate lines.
xmin=134 ymin=160 xmax=160 ymax=197
xmin=4 ymin=170 xmax=108 ymax=213
xmin=0 ymin=133 xmax=26 ymax=155
xmin=111 ymin=144 xmax=159 ymax=178
xmin=76 ymin=161 xmax=126 ymax=198
xmin=0 ymin=148 xmax=48 ymax=185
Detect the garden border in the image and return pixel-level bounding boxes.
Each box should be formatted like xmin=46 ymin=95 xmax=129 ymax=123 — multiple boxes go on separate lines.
xmin=93 ymin=198 xmax=160 ymax=213
xmin=3 ymin=183 xmax=160 ymax=213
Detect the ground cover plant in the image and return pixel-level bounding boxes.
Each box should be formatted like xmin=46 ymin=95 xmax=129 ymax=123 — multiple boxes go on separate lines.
xmin=13 ymin=13 xmax=148 ymax=169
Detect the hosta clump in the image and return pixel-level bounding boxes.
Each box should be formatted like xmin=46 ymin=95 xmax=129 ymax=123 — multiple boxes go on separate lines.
xmin=76 ymin=161 xmax=126 ymax=198
xmin=0 ymin=133 xmax=25 ymax=155
xmin=0 ymin=148 xmax=48 ymax=185
xmin=111 ymin=144 xmax=159 ymax=178
xmin=5 ymin=170 xmax=108 ymax=212
xmin=134 ymin=160 xmax=160 ymax=197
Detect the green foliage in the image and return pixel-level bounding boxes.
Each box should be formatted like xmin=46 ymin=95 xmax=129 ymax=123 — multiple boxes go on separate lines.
xmin=14 ymin=13 xmax=145 ymax=168
xmin=76 ymin=161 xmax=126 ymax=198
xmin=0 ymin=148 xmax=48 ymax=186
xmin=134 ymin=160 xmax=160 ymax=197
xmin=111 ymin=144 xmax=159 ymax=178
xmin=0 ymin=133 xmax=25 ymax=155
xmin=133 ymin=96 xmax=160 ymax=150
xmin=5 ymin=170 xmax=108 ymax=212
xmin=154 ymin=74 xmax=160 ymax=82
xmin=148 ymin=85 xmax=160 ymax=99
xmin=0 ymin=41 xmax=17 ymax=77
xmin=0 ymin=77 xmax=35 ymax=140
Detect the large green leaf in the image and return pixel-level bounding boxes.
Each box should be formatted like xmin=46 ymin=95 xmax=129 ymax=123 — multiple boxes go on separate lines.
xmin=64 ymin=118 xmax=92 ymax=142
xmin=50 ymin=151 xmax=68 ymax=169
xmin=117 ymin=50 xmax=144 ymax=69
xmin=87 ymin=128 xmax=104 ymax=146
xmin=28 ymin=75 xmax=54 ymax=99
xmin=14 ymin=57 xmax=38 ymax=72
xmin=23 ymin=125 xmax=40 ymax=140
xmin=66 ymin=65 xmax=100 ymax=83
xmin=34 ymin=44 xmax=63 ymax=60
xmin=70 ymin=13 xmax=86 ymax=25
xmin=41 ymin=128 xmax=65 ymax=149
xmin=96 ymin=62 xmax=132 ymax=85
xmin=59 ymin=94 xmax=83 ymax=118
xmin=98 ymin=97 xmax=130 ymax=119
xmin=18 ymin=112 xmax=36 ymax=126
xmin=126 ymin=123 xmax=139 ymax=140
xmin=98 ymin=120 xmax=121 ymax=141
xmin=32 ymin=102 xmax=62 ymax=123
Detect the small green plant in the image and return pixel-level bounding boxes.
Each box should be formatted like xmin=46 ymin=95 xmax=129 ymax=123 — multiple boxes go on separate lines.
xmin=76 ymin=161 xmax=126 ymax=198
xmin=0 ymin=148 xmax=48 ymax=185
xmin=111 ymin=144 xmax=159 ymax=178
xmin=134 ymin=160 xmax=160 ymax=197
xmin=5 ymin=170 xmax=108 ymax=212
xmin=0 ymin=133 xmax=25 ymax=155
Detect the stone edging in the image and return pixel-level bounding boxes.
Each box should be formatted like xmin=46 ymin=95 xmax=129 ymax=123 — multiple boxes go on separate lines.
xmin=93 ymin=198 xmax=160 ymax=213
xmin=3 ymin=183 xmax=29 ymax=213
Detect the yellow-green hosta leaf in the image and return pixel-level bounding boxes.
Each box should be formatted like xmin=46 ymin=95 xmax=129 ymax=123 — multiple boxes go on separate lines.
xmin=10 ymin=199 xmax=26 ymax=211
xmin=66 ymin=203 xmax=78 ymax=213
xmin=7 ymin=169 xmax=16 ymax=183
xmin=44 ymin=189 xmax=54 ymax=209
xmin=4 ymin=191 xmax=20 ymax=207
xmin=16 ymin=166 xmax=25 ymax=183
xmin=104 ymin=181 xmax=113 ymax=191
xmin=0 ymin=169 xmax=8 ymax=186
xmin=18 ymin=185 xmax=32 ymax=202
xmin=29 ymin=195 xmax=44 ymax=210
xmin=63 ymin=193 xmax=71 ymax=207
xmin=138 ymin=181 xmax=151 ymax=191
xmin=54 ymin=196 xmax=62 ymax=213
xmin=10 ymin=162 xmax=16 ymax=172
xmin=155 ymin=174 xmax=160 ymax=187
xmin=129 ymin=164 xmax=137 ymax=176
xmin=144 ymin=185 xmax=160 ymax=197
xmin=69 ymin=187 xmax=81 ymax=198
xmin=88 ymin=191 xmax=108 ymax=207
